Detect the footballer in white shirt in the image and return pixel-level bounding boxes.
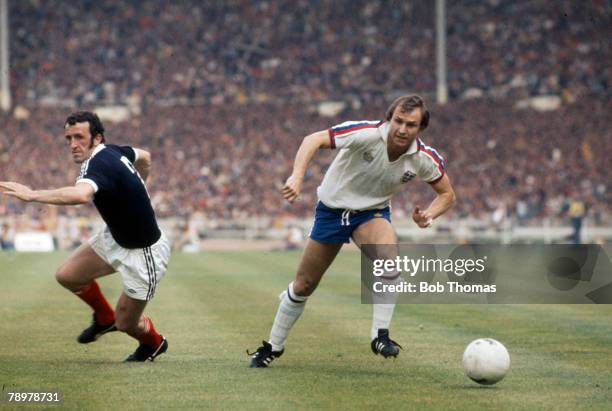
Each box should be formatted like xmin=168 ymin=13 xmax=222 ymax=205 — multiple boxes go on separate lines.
xmin=249 ymin=95 xmax=456 ymax=367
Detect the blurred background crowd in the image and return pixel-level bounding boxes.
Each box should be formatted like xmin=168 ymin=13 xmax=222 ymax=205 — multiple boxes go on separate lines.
xmin=8 ymin=0 xmax=610 ymax=105
xmin=0 ymin=0 xmax=609 ymax=248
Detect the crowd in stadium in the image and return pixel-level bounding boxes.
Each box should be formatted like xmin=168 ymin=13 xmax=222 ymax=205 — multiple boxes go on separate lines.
xmin=1 ymin=0 xmax=610 ymax=247
xmin=1 ymin=98 xmax=608 ymax=232
xmin=9 ymin=0 xmax=609 ymax=106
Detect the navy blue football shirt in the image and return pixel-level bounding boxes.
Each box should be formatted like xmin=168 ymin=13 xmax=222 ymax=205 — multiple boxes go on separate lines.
xmin=76 ymin=144 xmax=161 ymax=248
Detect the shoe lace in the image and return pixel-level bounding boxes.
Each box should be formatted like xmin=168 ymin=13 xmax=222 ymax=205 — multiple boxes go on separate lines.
xmin=246 ymin=344 xmax=272 ymax=358
xmin=246 ymin=347 xmax=265 ymax=357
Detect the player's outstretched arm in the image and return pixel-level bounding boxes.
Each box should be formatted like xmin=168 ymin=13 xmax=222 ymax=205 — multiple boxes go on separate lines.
xmin=281 ymin=130 xmax=331 ymax=203
xmin=133 ymin=148 xmax=151 ymax=181
xmin=412 ymin=174 xmax=456 ymax=228
xmin=0 ymin=181 xmax=94 ymax=205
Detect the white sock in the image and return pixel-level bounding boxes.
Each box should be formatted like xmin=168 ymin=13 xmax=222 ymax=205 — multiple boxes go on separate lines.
xmin=371 ymin=304 xmax=396 ymax=340
xmin=269 ymin=282 xmax=307 ymax=351
xmin=371 ymin=274 xmax=400 ymax=340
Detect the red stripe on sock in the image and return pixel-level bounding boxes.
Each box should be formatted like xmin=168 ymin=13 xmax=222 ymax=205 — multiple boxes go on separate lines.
xmin=75 ymin=281 xmax=115 ymax=325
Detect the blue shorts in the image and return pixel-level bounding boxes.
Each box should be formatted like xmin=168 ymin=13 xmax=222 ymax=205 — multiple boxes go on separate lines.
xmin=309 ymin=201 xmax=391 ymax=244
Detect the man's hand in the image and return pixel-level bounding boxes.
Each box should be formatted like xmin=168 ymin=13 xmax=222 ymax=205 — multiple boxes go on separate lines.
xmin=412 ymin=206 xmax=433 ymax=228
xmin=0 ymin=182 xmax=35 ymax=202
xmin=281 ymin=175 xmax=303 ymax=203
xmin=281 ymin=130 xmax=330 ymax=204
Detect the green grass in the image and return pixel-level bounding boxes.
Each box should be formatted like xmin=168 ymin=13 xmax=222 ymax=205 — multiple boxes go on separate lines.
xmin=1 ymin=251 xmax=611 ymax=410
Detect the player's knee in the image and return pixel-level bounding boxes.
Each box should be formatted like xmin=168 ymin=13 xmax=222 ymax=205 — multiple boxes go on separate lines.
xmin=55 ymin=265 xmax=76 ymax=288
xmin=372 ymin=244 xmax=399 ymax=261
xmin=293 ymin=275 xmax=317 ymax=296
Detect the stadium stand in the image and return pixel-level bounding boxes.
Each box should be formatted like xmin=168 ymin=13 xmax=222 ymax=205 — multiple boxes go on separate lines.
xmin=1 ymin=0 xmax=609 ymax=248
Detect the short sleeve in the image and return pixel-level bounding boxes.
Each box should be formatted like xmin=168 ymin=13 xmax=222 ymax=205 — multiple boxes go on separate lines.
xmin=418 ymin=144 xmax=446 ymax=184
xmin=328 ymin=121 xmax=383 ymax=150
xmin=76 ymin=158 xmax=114 ymax=193
xmin=117 ymin=146 xmax=136 ymax=163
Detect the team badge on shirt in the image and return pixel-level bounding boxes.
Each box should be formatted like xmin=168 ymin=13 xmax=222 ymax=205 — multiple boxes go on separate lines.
xmin=363 ymin=151 xmax=374 ymax=162
xmin=401 ymin=171 xmax=416 ymax=183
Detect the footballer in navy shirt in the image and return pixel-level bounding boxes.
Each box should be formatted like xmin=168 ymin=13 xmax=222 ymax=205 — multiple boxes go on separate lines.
xmin=0 ymin=111 xmax=170 ymax=362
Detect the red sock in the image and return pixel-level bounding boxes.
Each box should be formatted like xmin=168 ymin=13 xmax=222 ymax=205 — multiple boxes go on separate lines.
xmin=137 ymin=316 xmax=163 ymax=348
xmin=75 ymin=281 xmax=115 ymax=325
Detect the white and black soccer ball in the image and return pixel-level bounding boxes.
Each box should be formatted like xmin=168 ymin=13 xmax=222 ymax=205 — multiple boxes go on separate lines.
xmin=462 ymin=338 xmax=510 ymax=385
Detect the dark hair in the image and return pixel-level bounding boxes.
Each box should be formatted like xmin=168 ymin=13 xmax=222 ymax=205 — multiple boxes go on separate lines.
xmin=65 ymin=111 xmax=106 ymax=143
xmin=385 ymin=95 xmax=430 ymax=130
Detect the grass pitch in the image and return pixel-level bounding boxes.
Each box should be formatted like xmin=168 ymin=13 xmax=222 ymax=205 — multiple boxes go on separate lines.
xmin=1 ymin=251 xmax=611 ymax=410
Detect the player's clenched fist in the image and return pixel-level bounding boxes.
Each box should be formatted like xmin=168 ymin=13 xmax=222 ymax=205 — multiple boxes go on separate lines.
xmin=412 ymin=206 xmax=433 ymax=228
xmin=281 ymin=175 xmax=302 ymax=203
xmin=0 ymin=181 xmax=35 ymax=202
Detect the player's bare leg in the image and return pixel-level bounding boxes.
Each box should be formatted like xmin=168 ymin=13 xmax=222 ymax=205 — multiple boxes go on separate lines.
xmin=116 ymin=293 xmax=167 ymax=362
xmin=250 ymin=239 xmax=342 ymax=367
xmin=55 ymin=243 xmax=115 ymax=291
xmin=352 ymin=218 xmax=403 ymax=358
xmin=55 ymin=243 xmax=117 ymax=343
xmin=293 ymin=239 xmax=343 ymax=297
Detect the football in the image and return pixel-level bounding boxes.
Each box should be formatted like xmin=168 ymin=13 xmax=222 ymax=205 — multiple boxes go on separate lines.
xmin=462 ymin=338 xmax=511 ymax=385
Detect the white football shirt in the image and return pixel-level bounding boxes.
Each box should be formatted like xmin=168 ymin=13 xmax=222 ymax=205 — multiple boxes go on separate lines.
xmin=316 ymin=120 xmax=445 ymax=210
